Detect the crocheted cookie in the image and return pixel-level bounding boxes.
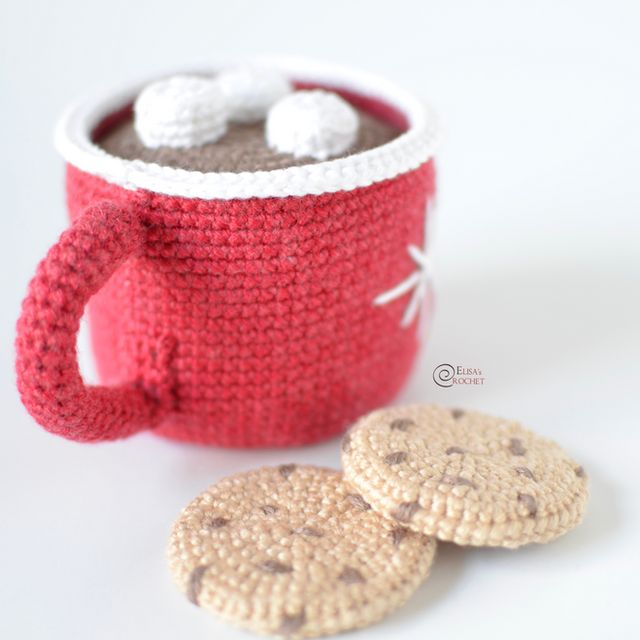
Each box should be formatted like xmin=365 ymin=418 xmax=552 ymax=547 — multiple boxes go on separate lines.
xmin=168 ymin=465 xmax=436 ymax=638
xmin=342 ymin=405 xmax=588 ymax=548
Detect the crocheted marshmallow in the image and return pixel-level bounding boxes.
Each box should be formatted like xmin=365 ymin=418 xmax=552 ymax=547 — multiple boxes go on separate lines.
xmin=134 ymin=76 xmax=228 ymax=149
xmin=55 ymin=58 xmax=441 ymax=199
xmin=217 ymin=65 xmax=292 ymax=123
xmin=266 ymin=90 xmax=359 ymax=160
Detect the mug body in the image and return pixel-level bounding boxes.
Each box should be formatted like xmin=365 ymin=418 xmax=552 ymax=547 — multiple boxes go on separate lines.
xmin=58 ymin=58 xmax=439 ymax=446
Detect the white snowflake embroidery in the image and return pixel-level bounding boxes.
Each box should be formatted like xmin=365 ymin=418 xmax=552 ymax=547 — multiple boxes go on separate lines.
xmin=373 ymin=206 xmax=433 ymax=328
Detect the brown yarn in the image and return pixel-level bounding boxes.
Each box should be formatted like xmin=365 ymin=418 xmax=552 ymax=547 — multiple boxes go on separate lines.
xmin=98 ymin=109 xmax=399 ymax=173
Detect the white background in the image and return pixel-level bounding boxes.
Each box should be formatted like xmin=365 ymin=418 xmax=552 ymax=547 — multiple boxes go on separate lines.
xmin=1 ymin=1 xmax=638 ymax=638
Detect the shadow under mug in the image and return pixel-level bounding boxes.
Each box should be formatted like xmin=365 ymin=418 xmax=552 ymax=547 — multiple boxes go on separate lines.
xmin=15 ymin=58 xmax=439 ymax=447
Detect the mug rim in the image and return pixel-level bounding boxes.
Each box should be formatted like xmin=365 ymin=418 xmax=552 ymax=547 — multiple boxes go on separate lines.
xmin=55 ymin=56 xmax=440 ymax=201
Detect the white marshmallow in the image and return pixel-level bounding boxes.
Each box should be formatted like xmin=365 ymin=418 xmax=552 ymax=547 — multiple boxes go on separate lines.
xmin=266 ymin=90 xmax=359 ymax=161
xmin=218 ymin=65 xmax=292 ymax=123
xmin=134 ymin=75 xmax=228 ymax=149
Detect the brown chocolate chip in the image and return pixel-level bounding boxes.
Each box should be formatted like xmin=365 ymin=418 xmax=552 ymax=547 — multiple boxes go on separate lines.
xmin=391 ymin=526 xmax=409 ymax=546
xmin=207 ymin=516 xmax=229 ymax=529
xmin=441 ymin=474 xmax=478 ymax=489
xmin=259 ymin=560 xmax=293 ymax=574
xmin=338 ymin=566 xmax=365 ymax=584
xmin=575 ymin=466 xmax=586 ymax=478
xmin=446 ymin=446 xmax=466 ymax=455
xmin=291 ymin=526 xmax=323 ymax=537
xmin=278 ymin=464 xmax=297 ymax=480
xmin=260 ymin=505 xmax=278 ymax=516
xmin=390 ymin=418 xmax=414 ymax=431
xmin=186 ymin=565 xmax=209 ymax=606
xmin=451 ymin=408 xmax=465 ymax=419
xmin=508 ymin=438 xmax=527 ymax=456
xmin=346 ymin=493 xmax=371 ymax=511
xmin=341 ymin=432 xmax=352 ymax=453
xmin=391 ymin=500 xmax=421 ymax=522
xmin=514 ymin=466 xmax=536 ymax=481
xmin=276 ymin=610 xmax=306 ymax=635
xmin=384 ymin=451 xmax=408 ymax=465
xmin=518 ymin=493 xmax=537 ymax=517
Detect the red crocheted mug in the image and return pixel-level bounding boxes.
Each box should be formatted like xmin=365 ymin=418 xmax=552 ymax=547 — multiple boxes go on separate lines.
xmin=16 ymin=58 xmax=439 ymax=446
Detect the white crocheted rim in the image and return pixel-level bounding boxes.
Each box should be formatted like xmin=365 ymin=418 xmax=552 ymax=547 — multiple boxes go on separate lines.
xmin=55 ymin=56 xmax=440 ymax=200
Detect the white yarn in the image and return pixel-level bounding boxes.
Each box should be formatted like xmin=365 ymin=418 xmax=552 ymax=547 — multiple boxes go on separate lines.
xmin=217 ymin=65 xmax=292 ymax=123
xmin=55 ymin=57 xmax=440 ymax=199
xmin=265 ymin=90 xmax=359 ymax=160
xmin=134 ymin=75 xmax=228 ymax=148
xmin=374 ymin=200 xmax=434 ymax=328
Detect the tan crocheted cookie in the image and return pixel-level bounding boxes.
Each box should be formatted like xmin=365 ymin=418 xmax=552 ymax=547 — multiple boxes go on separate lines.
xmin=341 ymin=405 xmax=588 ymax=548
xmin=168 ymin=465 xmax=436 ymax=638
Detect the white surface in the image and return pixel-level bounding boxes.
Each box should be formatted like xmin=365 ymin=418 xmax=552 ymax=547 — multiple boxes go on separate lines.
xmin=0 ymin=1 xmax=638 ymax=639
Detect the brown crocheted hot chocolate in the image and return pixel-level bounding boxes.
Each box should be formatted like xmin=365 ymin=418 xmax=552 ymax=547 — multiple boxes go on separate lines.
xmin=97 ymin=108 xmax=400 ymax=173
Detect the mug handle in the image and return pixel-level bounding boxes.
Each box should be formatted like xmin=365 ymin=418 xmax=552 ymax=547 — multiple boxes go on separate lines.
xmin=15 ymin=201 xmax=173 ymax=442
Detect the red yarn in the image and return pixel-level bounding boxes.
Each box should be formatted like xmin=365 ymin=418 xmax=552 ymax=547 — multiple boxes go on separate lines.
xmin=16 ymin=161 xmax=435 ymax=446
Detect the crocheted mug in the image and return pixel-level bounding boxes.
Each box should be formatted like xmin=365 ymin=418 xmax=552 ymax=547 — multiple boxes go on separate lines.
xmin=16 ymin=58 xmax=439 ymax=446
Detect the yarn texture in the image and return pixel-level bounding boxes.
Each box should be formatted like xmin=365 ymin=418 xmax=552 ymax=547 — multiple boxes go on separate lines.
xmin=98 ymin=105 xmax=397 ymax=173
xmin=15 ymin=202 xmax=176 ymax=442
xmin=168 ymin=465 xmax=436 ymax=637
xmin=134 ymin=76 xmax=228 ymax=148
xmin=16 ymin=60 xmax=439 ymax=446
xmin=54 ymin=60 xmax=440 ymax=199
xmin=15 ymin=160 xmax=435 ymax=446
xmin=341 ymin=405 xmax=588 ymax=548
xmin=266 ymin=90 xmax=359 ymax=160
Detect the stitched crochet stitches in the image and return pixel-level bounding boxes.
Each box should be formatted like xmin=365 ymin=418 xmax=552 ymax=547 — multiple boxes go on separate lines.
xmin=54 ymin=58 xmax=439 ymax=199
xmin=15 ymin=202 xmax=176 ymax=442
xmin=134 ymin=76 xmax=228 ymax=149
xmin=17 ymin=59 xmax=439 ymax=446
xmin=98 ymin=107 xmax=397 ymax=173
xmin=16 ymin=161 xmax=435 ymax=445
xmin=342 ymin=404 xmax=588 ymax=547
xmin=266 ymin=90 xmax=360 ymax=160
xmin=168 ymin=465 xmax=436 ymax=637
